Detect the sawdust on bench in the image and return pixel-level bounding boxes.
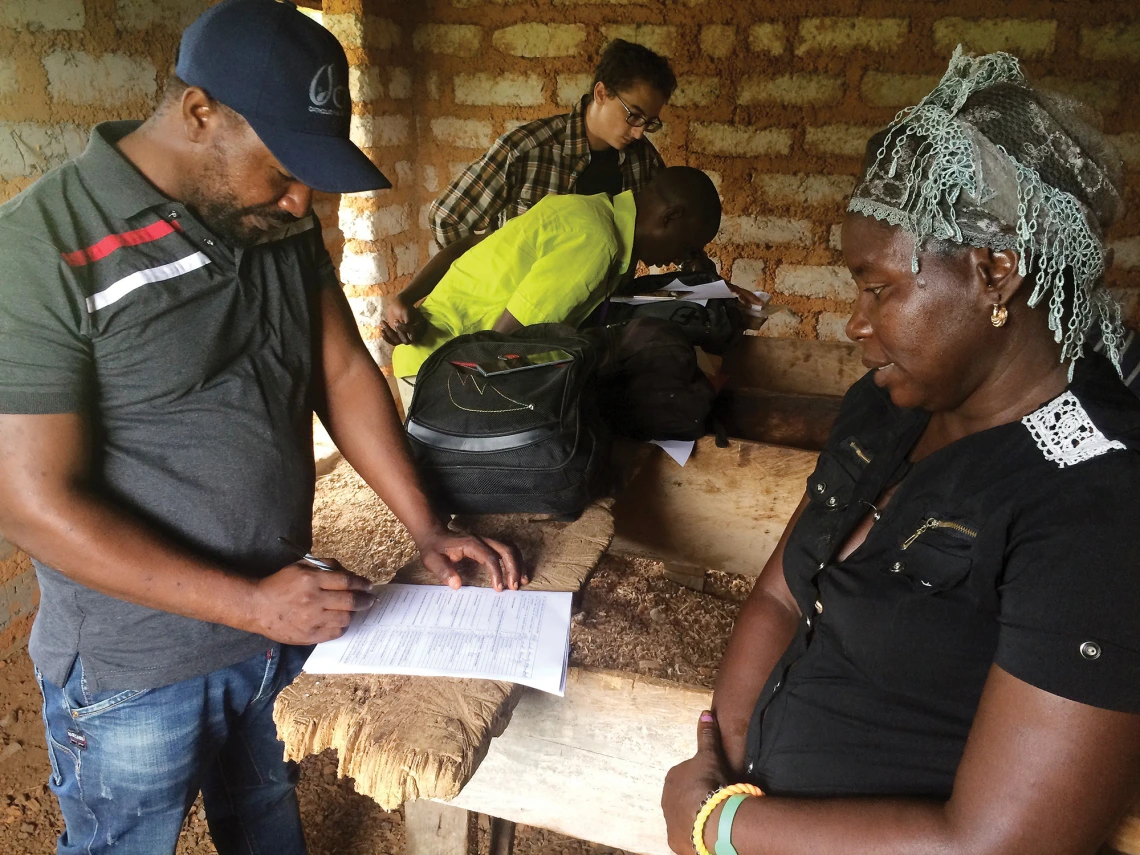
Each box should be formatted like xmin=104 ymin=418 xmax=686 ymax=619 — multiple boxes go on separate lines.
xmin=310 ymin=459 xmax=750 ymax=691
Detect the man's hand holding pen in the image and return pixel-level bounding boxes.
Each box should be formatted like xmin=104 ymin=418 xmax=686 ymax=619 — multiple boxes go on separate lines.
xmin=245 ymin=546 xmax=376 ymax=645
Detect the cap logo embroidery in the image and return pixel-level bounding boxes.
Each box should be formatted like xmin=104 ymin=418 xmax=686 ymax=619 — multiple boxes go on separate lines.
xmin=308 ymin=63 xmax=347 ymax=116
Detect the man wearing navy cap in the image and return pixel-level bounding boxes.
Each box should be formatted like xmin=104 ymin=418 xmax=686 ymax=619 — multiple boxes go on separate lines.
xmin=0 ymin=2 xmax=520 ymax=853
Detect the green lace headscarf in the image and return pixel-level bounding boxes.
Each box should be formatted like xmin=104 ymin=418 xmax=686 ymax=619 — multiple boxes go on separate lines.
xmin=848 ymin=47 xmax=1126 ymax=376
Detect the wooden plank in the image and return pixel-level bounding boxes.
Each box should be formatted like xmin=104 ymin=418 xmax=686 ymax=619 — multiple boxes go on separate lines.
xmin=444 ymin=667 xmax=710 ymax=855
xmin=404 ymin=800 xmax=473 ymax=855
xmin=722 ymin=336 xmax=865 ymax=398
xmin=662 ymin=561 xmax=706 ymax=592
xmin=489 ymin=818 xmax=516 ymax=855
xmin=446 ymin=667 xmax=1140 ymax=855
xmin=273 ymin=501 xmax=615 ymax=810
xmin=715 ymin=388 xmax=843 ymax=450
xmin=612 ymin=438 xmax=817 ymax=577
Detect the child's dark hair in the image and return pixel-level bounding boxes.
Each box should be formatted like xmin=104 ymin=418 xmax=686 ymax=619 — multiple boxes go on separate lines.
xmin=592 ymin=39 xmax=677 ymax=100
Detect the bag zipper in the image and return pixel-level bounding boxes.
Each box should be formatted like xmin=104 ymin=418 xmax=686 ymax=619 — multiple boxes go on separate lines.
xmin=902 ymin=518 xmax=978 ymax=550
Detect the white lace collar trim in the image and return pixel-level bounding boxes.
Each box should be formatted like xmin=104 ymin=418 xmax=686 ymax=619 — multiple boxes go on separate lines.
xmin=1022 ymin=391 xmax=1126 ymax=469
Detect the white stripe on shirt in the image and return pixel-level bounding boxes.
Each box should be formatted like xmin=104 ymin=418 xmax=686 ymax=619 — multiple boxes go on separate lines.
xmin=85 ymin=252 xmax=211 ymax=314
xmin=1126 ymin=360 xmax=1140 ymax=389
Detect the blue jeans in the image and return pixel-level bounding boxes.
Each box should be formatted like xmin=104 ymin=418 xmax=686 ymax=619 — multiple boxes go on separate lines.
xmin=35 ymin=645 xmax=311 ymax=855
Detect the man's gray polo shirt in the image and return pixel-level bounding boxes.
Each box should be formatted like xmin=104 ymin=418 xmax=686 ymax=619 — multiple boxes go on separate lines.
xmin=0 ymin=122 xmax=338 ymax=691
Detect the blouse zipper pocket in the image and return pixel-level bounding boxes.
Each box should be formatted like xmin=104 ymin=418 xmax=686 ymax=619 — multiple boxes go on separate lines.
xmin=845 ymin=438 xmax=871 ymax=464
xmin=902 ymin=518 xmax=979 ymax=550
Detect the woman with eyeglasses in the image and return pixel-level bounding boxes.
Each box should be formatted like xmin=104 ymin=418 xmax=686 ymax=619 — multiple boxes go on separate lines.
xmin=381 ymin=39 xmax=677 ymax=347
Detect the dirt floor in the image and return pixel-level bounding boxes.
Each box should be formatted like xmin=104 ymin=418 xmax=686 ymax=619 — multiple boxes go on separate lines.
xmin=0 ymin=461 xmax=752 ymax=854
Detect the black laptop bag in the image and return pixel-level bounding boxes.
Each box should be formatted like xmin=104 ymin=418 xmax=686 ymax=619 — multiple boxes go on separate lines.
xmin=405 ymin=324 xmax=611 ymax=516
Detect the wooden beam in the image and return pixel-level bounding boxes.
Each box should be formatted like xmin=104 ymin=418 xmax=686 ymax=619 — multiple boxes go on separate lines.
xmin=443 ymin=667 xmax=1140 ymax=855
xmin=714 ymin=388 xmax=843 ymax=451
xmin=404 ymin=800 xmax=472 ymax=855
xmin=722 ymin=336 xmax=865 ymax=398
xmin=489 ymin=817 xmax=516 ymax=855
xmin=612 ymin=438 xmax=817 ymax=577
xmin=443 ymin=667 xmax=710 ymax=855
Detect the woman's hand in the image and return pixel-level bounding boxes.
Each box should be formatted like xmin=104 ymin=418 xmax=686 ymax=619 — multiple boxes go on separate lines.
xmin=381 ymin=295 xmax=425 ymax=345
xmin=662 ymin=710 xmax=731 ymax=855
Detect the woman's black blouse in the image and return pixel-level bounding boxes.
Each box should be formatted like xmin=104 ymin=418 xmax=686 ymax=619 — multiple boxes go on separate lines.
xmin=744 ymin=353 xmax=1140 ymax=799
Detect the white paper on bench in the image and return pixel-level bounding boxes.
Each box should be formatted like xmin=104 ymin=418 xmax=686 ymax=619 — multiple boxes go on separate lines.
xmin=303 ymin=584 xmax=573 ymax=696
xmin=610 ymin=278 xmax=769 ymax=309
xmin=651 ymin=439 xmax=695 ymax=467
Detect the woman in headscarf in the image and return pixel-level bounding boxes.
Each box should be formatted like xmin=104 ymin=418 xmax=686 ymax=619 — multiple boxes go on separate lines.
xmin=662 ymin=49 xmax=1140 ymax=855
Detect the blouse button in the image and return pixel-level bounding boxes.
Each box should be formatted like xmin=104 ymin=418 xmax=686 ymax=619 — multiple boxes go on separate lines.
xmin=826 ymin=496 xmax=838 ymax=507
xmin=814 ymin=482 xmax=826 ymax=494
xmin=204 ymin=238 xmax=215 ymax=246
xmin=805 ymin=616 xmax=812 ymax=629
xmin=1080 ymin=641 xmax=1101 ymax=660
xmin=814 ymin=600 xmax=823 ymax=614
xmin=817 ymin=562 xmax=826 ymax=571
xmin=890 ymin=561 xmax=904 ymax=573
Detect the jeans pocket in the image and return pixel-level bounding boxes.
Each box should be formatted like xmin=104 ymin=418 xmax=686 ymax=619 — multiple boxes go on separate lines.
xmin=67 ymin=687 xmax=151 ymax=720
xmin=62 ymin=659 xmax=152 ymax=721
xmin=34 ymin=667 xmax=71 ymax=787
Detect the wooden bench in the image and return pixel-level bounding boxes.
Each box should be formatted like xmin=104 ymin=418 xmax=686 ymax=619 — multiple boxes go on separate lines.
xmin=610 ymin=336 xmax=866 ymax=588
xmin=715 ymin=336 xmax=864 ymax=450
xmin=413 ymin=666 xmax=1140 ymax=855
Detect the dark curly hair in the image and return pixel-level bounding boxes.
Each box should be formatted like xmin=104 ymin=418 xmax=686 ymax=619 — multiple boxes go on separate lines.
xmin=592 ymin=39 xmax=677 ymax=101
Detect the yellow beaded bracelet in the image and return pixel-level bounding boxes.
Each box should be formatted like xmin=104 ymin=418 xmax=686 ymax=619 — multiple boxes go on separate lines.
xmin=691 ymin=783 xmax=764 ymax=855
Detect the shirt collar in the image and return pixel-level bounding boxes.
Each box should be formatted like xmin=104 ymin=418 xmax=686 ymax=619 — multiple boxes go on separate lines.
xmin=76 ymin=121 xmax=174 ymax=221
xmin=612 ymin=190 xmax=637 ymax=276
xmin=566 ymin=96 xmax=631 ymax=167
xmin=564 ymin=96 xmax=592 ymax=160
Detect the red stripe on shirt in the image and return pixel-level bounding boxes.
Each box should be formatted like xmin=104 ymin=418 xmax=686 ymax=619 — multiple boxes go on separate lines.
xmin=61 ymin=220 xmax=181 ymax=267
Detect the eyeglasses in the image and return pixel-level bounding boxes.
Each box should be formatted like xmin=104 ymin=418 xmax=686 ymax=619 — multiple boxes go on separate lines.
xmin=614 ymin=93 xmax=663 ymax=133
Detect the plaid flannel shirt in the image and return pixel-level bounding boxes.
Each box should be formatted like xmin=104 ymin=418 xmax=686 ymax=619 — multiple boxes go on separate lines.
xmin=428 ymin=97 xmax=664 ymax=248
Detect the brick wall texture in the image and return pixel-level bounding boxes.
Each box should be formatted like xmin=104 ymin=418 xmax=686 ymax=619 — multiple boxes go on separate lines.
xmin=322 ymin=0 xmax=1140 ymax=352
xmin=2 ymin=1 xmax=1138 ymax=347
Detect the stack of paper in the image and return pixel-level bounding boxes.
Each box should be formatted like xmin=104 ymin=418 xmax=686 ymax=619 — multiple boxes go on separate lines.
xmin=610 ymin=277 xmax=769 ymax=309
xmin=303 ymin=584 xmax=573 ymax=695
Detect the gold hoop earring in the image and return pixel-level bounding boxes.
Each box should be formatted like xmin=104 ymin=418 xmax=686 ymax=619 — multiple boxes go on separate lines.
xmin=991 ymin=303 xmax=1008 ymax=328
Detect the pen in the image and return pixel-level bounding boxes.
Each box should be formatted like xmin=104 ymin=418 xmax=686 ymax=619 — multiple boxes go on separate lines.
xmin=277 ymin=536 xmax=336 ymax=571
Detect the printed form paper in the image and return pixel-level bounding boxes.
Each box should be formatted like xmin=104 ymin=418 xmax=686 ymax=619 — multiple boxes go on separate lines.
xmin=303 ymin=584 xmax=573 ymax=696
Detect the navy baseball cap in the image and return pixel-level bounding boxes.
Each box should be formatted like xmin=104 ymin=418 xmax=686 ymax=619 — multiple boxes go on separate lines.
xmin=176 ymin=0 xmax=390 ymax=193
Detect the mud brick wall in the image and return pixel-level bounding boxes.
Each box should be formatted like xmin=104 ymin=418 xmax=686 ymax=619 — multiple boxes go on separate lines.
xmin=0 ymin=0 xmax=220 ymax=201
xmin=330 ymin=0 xmax=1140 ymax=357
